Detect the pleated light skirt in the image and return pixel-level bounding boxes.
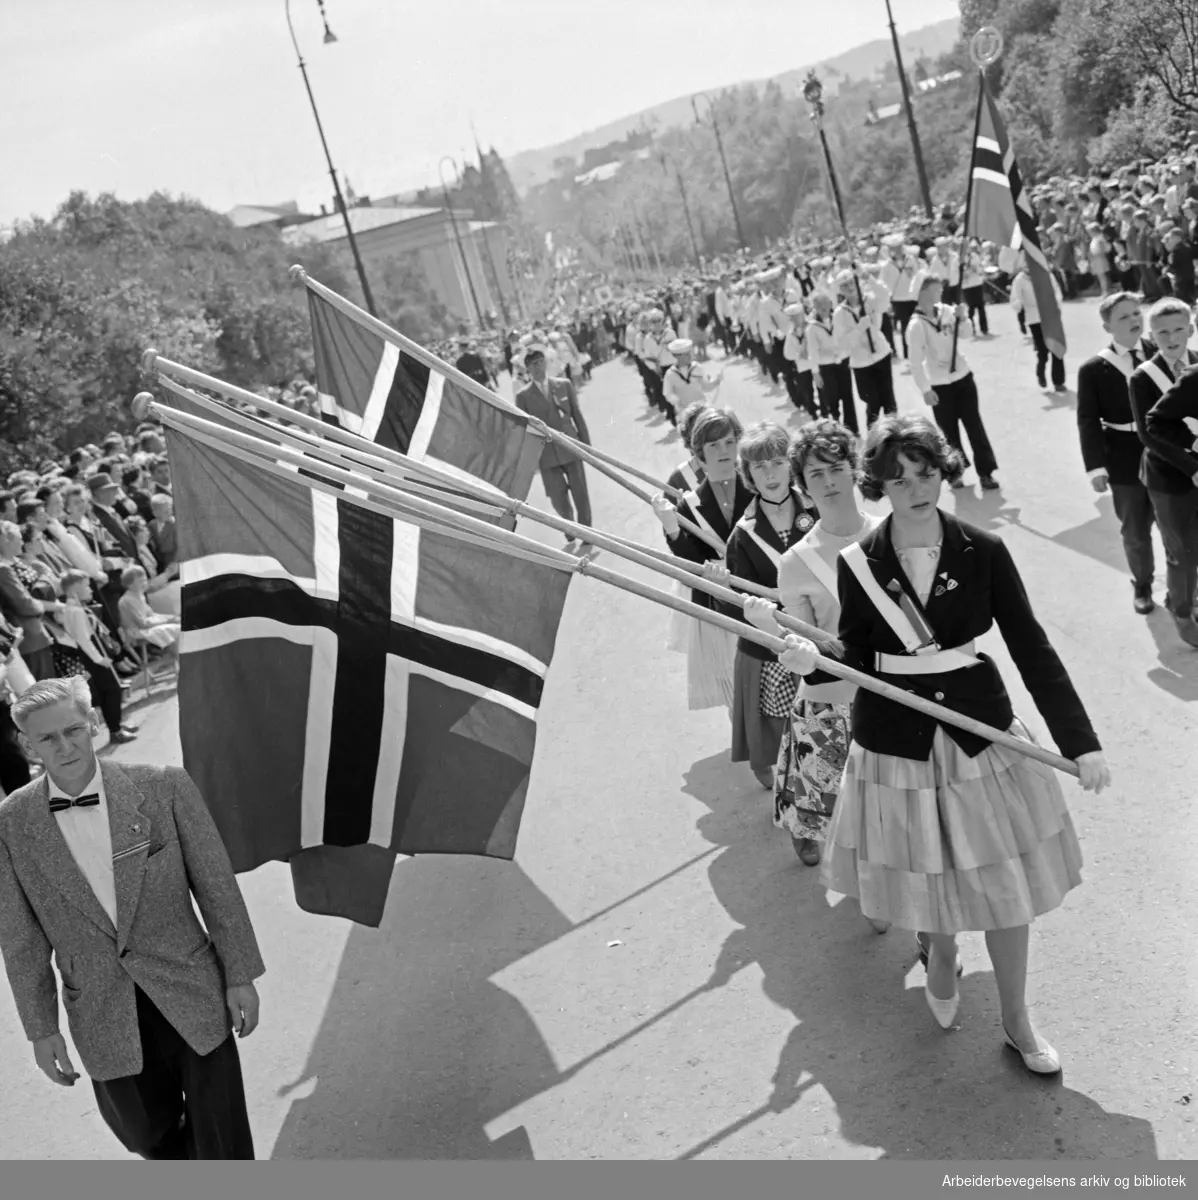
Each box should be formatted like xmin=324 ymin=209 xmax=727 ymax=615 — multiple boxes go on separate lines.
xmin=820 ymin=719 xmax=1083 ymax=933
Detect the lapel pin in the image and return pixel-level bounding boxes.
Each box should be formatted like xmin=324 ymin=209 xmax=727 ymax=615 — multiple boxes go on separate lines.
xmin=131 ymin=823 xmax=140 ymax=833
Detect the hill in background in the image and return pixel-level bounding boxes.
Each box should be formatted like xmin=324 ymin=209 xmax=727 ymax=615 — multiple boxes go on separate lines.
xmin=505 ymin=15 xmax=960 ymax=192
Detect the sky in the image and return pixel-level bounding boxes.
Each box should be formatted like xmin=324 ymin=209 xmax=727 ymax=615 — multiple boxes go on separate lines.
xmin=2 ymin=0 xmax=960 ymax=226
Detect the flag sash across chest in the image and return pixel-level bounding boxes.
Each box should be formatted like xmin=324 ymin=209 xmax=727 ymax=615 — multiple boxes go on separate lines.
xmin=308 ymin=287 xmax=543 ymax=505
xmin=170 ymin=422 xmax=571 ymax=868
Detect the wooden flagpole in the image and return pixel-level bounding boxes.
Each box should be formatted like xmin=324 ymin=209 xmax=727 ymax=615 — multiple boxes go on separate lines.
xmin=144 ymin=347 xmax=721 ymax=555
xmin=151 ymin=399 xmax=1079 ymax=779
xmin=137 ymin=389 xmax=807 ymax=635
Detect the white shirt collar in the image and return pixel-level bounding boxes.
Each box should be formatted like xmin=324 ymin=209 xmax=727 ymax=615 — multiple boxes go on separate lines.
xmin=47 ymin=764 xmax=104 ymax=805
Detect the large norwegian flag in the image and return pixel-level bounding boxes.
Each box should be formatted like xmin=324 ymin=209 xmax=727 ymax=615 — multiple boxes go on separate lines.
xmin=967 ymin=76 xmax=1067 ymax=359
xmin=167 ymin=419 xmax=572 ymax=925
xmin=306 ymin=283 xmax=543 ymax=505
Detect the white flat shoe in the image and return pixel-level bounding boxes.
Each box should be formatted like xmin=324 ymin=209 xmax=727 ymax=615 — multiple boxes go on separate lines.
xmin=1003 ymin=1027 xmax=1062 ymax=1074
xmin=924 ymin=954 xmax=961 ymax=1029
xmin=865 ymin=917 xmax=891 ymax=934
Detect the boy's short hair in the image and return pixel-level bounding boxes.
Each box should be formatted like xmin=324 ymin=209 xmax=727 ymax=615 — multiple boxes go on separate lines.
xmin=1147 ymin=297 xmax=1193 ymax=324
xmin=1098 ymin=291 xmax=1141 ymax=323
xmin=60 ymin=570 xmax=89 ymax=593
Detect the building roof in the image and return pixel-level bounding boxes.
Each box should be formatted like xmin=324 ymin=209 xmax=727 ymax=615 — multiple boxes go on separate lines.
xmin=282 ymin=204 xmax=446 ymax=245
xmin=226 ymin=203 xmax=301 ymax=228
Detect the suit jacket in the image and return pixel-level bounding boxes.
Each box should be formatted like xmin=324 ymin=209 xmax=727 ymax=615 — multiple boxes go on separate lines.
xmin=514 ymin=377 xmax=591 ymax=471
xmin=1130 ymin=349 xmax=1198 ymax=494
xmin=0 ymin=762 xmax=265 ymax=1081
xmin=1145 ymin=364 xmax=1198 ymax=476
xmin=0 ymin=562 xmax=52 ymax=654
xmin=806 ymin=512 xmax=1100 ymax=761
xmin=723 ymin=490 xmax=819 ymax=660
xmin=1076 ymin=340 xmax=1156 ymax=485
xmin=663 ymin=477 xmax=754 ymax=610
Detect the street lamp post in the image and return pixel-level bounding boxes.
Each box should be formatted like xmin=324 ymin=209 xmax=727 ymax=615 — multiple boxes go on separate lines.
xmin=439 ymin=156 xmax=485 ymax=330
xmin=691 ymin=92 xmax=747 ymax=251
xmin=285 ymin=0 xmax=376 ymax=316
xmin=803 ymin=72 xmax=876 ymax=355
xmin=884 ymin=0 xmax=935 ymax=219
xmin=658 ymin=149 xmax=701 ymax=266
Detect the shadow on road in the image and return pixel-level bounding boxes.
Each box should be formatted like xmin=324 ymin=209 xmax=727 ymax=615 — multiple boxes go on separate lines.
xmin=269 ymin=856 xmax=572 ymax=1159
xmin=678 ymin=750 xmax=1159 ymax=1160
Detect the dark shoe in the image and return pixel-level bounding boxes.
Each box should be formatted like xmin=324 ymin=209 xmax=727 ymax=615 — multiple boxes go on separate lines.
xmin=791 ymin=836 xmax=821 ymax=866
xmin=1054 ymin=384 xmax=1068 ymax=394
xmin=1175 ymin=616 xmax=1198 ymax=648
xmin=1133 ymin=586 xmax=1155 ymax=615
xmin=950 ymin=479 xmax=966 ymax=490
xmin=109 ymin=730 xmax=137 ymax=744
xmin=1036 ymin=377 xmax=1047 ymax=389
xmin=979 ymin=475 xmax=1000 ymax=491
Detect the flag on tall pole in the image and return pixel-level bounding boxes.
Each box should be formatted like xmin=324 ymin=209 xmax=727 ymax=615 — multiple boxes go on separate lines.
xmin=167 ymin=417 xmax=572 ymax=926
xmin=966 ymin=75 xmax=1066 ymax=359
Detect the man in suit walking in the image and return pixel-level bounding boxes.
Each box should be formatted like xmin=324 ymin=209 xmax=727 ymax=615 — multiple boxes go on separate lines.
xmin=1076 ymin=292 xmax=1159 ymax=614
xmin=0 ymin=677 xmax=265 ymax=1158
xmin=514 ymin=346 xmax=595 ymax=556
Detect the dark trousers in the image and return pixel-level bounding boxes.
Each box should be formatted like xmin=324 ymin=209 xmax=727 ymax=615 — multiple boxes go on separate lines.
xmin=767 ymin=338 xmax=786 ymax=384
xmin=541 ymin=460 xmax=592 ymax=528
xmin=963 ymin=285 xmax=989 ymax=334
xmin=0 ymin=702 xmax=31 ymax=796
xmin=852 ymin=357 xmax=897 ymax=429
xmin=1149 ymin=488 xmax=1198 ymax=616
xmin=1029 ymin=322 xmax=1066 ymax=387
xmin=86 ymin=659 xmax=124 ymax=734
xmin=783 ymin=364 xmax=816 ymax=414
xmin=818 ymin=362 xmax=858 ymax=434
xmin=93 ymin=987 xmax=253 ymax=1160
xmin=930 ymin=374 xmax=997 ymax=477
xmin=1110 ymin=481 xmax=1156 ymax=591
xmin=892 ymin=301 xmax=917 ymax=358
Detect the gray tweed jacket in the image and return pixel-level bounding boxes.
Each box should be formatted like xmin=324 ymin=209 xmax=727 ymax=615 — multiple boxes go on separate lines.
xmin=0 ymin=761 xmax=265 ymax=1081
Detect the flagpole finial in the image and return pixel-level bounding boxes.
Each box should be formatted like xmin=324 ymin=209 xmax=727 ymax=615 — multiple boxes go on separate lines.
xmin=131 ymin=391 xmax=155 ymax=421
xmin=969 ymin=26 xmax=1003 ymax=71
xmin=141 ymin=348 xmax=160 ymax=374
xmin=288 ymin=264 xmax=308 ymax=284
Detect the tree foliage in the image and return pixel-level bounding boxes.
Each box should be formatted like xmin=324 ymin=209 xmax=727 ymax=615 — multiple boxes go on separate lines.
xmin=0 ymin=192 xmax=453 ymax=473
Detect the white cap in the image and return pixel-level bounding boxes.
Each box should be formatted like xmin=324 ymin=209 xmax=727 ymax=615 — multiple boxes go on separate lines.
xmin=668 ymin=338 xmax=693 ymax=355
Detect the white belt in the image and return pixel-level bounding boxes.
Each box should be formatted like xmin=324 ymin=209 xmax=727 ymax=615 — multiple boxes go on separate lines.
xmin=875 ymin=641 xmax=979 ymax=675
xmin=1101 ymin=421 xmax=1136 ymax=433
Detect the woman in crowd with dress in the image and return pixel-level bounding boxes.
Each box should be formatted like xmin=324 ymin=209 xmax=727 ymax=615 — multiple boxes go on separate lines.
xmin=722 ymin=422 xmax=818 ymax=791
xmin=653 ymin=406 xmax=752 ymax=714
xmin=117 ymin=564 xmax=181 ymax=661
xmin=739 ymin=419 xmax=883 ymax=874
xmin=776 ymin=413 xmax=1110 ymax=1075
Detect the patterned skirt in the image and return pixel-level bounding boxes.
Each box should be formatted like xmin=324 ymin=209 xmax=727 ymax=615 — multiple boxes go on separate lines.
xmin=820 ymin=719 xmax=1083 ymax=933
xmin=773 ymin=700 xmax=851 ymax=842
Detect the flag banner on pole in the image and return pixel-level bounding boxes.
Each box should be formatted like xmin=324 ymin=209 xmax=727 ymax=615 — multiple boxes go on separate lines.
xmin=307 ymin=286 xmax=543 ymax=507
xmin=166 ymin=419 xmax=572 ymax=926
xmin=967 ymin=76 xmax=1066 ymax=359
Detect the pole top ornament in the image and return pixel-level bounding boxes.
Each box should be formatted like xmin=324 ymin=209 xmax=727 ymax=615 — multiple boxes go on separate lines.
xmin=970 ymin=26 xmax=1003 ymax=70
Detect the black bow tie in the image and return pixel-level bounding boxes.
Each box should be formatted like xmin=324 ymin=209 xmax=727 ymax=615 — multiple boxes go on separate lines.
xmin=49 ymin=793 xmax=99 ymax=813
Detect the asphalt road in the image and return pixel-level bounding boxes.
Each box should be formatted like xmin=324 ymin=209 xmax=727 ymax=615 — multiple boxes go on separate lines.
xmin=2 ymin=296 xmax=1196 ymax=1160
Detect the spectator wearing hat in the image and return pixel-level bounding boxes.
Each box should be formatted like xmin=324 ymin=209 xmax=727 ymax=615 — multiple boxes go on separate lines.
xmin=453 ymin=338 xmax=494 ymax=389
xmin=662 ymin=340 xmax=720 ymax=424
xmin=514 ymin=347 xmax=595 ymax=555
xmin=87 ymin=474 xmax=137 ymax=563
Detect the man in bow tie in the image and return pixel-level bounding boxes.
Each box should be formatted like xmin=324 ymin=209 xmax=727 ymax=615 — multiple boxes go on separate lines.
xmin=0 ymin=677 xmax=264 ymax=1158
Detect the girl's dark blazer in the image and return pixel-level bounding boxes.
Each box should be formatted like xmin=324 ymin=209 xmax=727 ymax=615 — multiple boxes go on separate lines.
xmin=721 ymin=488 xmax=818 ymax=661
xmin=661 ymin=477 xmax=754 ymax=610
xmin=806 ymin=511 xmax=1101 ymax=762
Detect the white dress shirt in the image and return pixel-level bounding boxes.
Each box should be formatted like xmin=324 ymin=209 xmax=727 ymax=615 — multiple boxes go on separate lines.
xmin=50 ymin=766 xmax=117 ymax=927
xmin=906 ymin=304 xmax=974 ymax=393
xmin=832 ymin=301 xmax=890 ymax=369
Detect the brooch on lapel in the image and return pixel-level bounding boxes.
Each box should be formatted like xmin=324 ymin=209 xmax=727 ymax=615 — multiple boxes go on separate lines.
xmin=933 ymin=570 xmax=959 ymax=597
xmin=885 ymin=579 xmax=902 ymax=595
